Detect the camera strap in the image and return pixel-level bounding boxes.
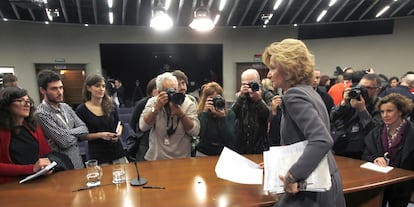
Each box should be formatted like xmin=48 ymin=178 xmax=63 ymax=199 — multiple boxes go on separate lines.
xmin=166 ymin=115 xmax=179 ymax=137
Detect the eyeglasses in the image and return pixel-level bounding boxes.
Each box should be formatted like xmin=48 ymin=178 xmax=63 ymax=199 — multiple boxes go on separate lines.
xmin=13 ymin=99 xmax=33 ymax=107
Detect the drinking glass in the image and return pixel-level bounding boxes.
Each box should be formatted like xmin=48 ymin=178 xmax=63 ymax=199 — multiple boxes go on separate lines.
xmin=85 ymin=159 xmax=103 ymax=187
xmin=112 ymin=164 xmax=126 ymax=184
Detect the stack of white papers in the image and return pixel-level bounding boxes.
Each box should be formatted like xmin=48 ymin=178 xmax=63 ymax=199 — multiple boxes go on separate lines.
xmin=215 ymin=147 xmax=263 ymax=184
xmin=263 ymin=141 xmax=332 ymax=194
xmin=360 ymin=162 xmax=393 ymax=173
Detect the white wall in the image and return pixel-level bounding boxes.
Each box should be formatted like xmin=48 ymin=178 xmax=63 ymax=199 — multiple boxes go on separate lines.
xmin=307 ymin=18 xmax=414 ymax=77
xmin=0 ymin=17 xmax=413 ymax=103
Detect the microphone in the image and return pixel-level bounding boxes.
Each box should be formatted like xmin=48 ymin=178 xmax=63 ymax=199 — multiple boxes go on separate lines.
xmin=130 ymin=161 xmax=147 ymax=186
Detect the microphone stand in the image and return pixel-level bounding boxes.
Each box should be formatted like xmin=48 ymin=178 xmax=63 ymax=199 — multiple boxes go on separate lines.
xmin=130 ymin=161 xmax=147 ymax=186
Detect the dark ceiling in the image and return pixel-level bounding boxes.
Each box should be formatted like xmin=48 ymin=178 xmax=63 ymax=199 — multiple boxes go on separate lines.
xmin=1 ymin=0 xmax=413 ymax=27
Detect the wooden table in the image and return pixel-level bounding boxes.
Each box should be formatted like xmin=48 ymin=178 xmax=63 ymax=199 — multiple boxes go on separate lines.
xmin=336 ymin=156 xmax=414 ymax=207
xmin=0 ymin=155 xmax=413 ymax=207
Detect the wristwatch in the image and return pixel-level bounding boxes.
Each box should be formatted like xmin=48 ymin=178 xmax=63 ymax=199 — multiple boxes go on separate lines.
xmin=286 ymin=173 xmax=298 ymax=183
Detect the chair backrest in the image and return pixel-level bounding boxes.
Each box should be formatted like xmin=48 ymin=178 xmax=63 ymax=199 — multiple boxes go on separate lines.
xmin=118 ymin=113 xmax=131 ymax=125
xmin=117 ymin=107 xmax=134 ymax=114
xmin=120 ymin=123 xmax=135 ymax=149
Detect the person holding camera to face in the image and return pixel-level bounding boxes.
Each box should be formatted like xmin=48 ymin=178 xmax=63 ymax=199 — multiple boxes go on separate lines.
xmin=139 ymin=72 xmax=200 ymax=161
xmin=331 ymin=73 xmax=382 ymax=159
xmin=232 ymin=69 xmax=271 ymax=154
xmin=195 ymin=82 xmax=236 ymax=156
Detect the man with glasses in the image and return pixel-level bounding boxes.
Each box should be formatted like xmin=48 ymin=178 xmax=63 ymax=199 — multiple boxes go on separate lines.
xmin=330 ymin=73 xmax=382 ymax=159
xmin=139 ymin=72 xmax=200 ymax=160
xmin=35 ymin=70 xmax=88 ymax=169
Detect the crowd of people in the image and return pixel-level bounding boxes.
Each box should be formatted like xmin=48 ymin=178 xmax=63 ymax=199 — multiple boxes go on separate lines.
xmin=0 ymin=38 xmax=413 ymax=207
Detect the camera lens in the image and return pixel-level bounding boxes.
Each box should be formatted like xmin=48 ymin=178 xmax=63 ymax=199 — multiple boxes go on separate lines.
xmin=166 ymin=88 xmax=185 ymax=105
xmin=212 ymin=95 xmax=225 ymax=110
xmin=248 ymin=81 xmax=260 ymax=92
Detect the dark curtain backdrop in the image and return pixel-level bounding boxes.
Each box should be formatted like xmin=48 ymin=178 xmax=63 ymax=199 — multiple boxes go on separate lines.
xmin=100 ymin=44 xmax=223 ymax=104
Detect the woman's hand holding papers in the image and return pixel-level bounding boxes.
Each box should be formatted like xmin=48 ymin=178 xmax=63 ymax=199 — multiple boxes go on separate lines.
xmin=33 ymin=158 xmax=52 ymax=174
xmin=279 ymin=172 xmax=299 ymax=194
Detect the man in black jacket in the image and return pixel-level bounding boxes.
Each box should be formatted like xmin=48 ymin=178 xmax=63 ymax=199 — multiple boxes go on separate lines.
xmin=232 ymin=69 xmax=271 ymax=154
xmin=313 ymin=70 xmax=334 ymax=115
xmin=330 ymin=73 xmax=382 ymax=159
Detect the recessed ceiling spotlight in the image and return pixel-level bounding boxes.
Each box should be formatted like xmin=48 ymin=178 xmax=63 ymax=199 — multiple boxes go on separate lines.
xmin=3 ymin=18 xmax=8 ymax=21
xmin=232 ymin=25 xmax=236 ymax=29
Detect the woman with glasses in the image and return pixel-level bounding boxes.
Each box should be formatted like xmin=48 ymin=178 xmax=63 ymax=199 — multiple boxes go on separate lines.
xmin=363 ymin=93 xmax=414 ymax=207
xmin=0 ymin=87 xmax=52 ymax=183
xmin=75 ymin=74 xmax=127 ymax=165
xmin=195 ymin=82 xmax=236 ymax=156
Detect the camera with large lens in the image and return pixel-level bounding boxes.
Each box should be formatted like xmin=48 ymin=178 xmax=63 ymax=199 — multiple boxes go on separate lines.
xmin=212 ymin=95 xmax=225 ymax=111
xmin=166 ymin=88 xmax=185 ymax=105
xmin=247 ymin=81 xmax=260 ymax=92
xmin=348 ymin=86 xmax=368 ymax=101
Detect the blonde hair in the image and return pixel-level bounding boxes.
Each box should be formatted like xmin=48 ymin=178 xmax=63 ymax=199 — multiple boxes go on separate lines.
xmin=261 ymin=78 xmax=274 ymax=91
xmin=262 ymin=38 xmax=315 ymax=87
xmin=198 ymin=82 xmax=226 ymax=114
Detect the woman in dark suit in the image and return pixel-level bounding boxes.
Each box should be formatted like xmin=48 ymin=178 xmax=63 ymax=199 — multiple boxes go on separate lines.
xmin=362 ymin=93 xmax=414 ymax=207
xmin=262 ymin=39 xmax=346 ymax=207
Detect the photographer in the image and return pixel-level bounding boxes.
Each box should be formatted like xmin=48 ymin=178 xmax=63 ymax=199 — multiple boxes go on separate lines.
xmin=331 ymin=73 xmax=382 ymax=159
xmin=232 ymin=69 xmax=271 ymax=154
xmin=195 ymin=82 xmax=236 ymax=156
xmin=139 ymin=72 xmax=200 ymax=160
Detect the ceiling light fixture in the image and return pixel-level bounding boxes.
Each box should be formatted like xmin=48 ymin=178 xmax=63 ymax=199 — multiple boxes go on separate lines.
xmin=273 ymin=0 xmax=283 ymax=10
xmin=214 ymin=14 xmax=221 ymax=25
xmin=45 ymin=8 xmax=60 ymax=21
xmin=107 ymin=0 xmax=113 ymax=8
xmin=189 ymin=3 xmax=214 ymax=32
xmin=150 ymin=2 xmax=173 ymax=31
xmin=219 ymin=0 xmax=227 ymax=11
xmin=164 ymin=0 xmax=171 ymax=10
xmin=376 ymin=5 xmax=390 ymax=18
xmin=329 ymin=0 xmax=337 ymax=7
xmin=261 ymin=14 xmax=273 ymax=25
xmin=109 ymin=11 xmax=113 ymax=24
xmin=317 ymin=9 xmax=327 ymax=22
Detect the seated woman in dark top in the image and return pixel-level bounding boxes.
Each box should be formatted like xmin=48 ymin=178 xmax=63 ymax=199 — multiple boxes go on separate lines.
xmin=0 ymin=87 xmax=52 ymax=183
xmin=363 ymin=93 xmax=414 ymax=207
xmin=196 ymin=82 xmax=236 ymax=156
xmin=76 ymin=74 xmax=127 ymax=165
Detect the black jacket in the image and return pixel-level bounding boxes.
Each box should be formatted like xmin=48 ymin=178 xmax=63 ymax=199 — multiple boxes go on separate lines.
xmin=362 ymin=121 xmax=414 ymax=206
xmin=330 ymin=99 xmax=381 ymax=159
xmin=232 ymin=95 xmax=270 ymax=154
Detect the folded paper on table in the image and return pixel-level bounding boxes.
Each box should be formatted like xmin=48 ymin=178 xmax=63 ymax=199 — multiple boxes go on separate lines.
xmin=19 ymin=161 xmax=57 ymax=184
xmin=360 ymin=162 xmax=393 ymax=173
xmin=263 ymin=140 xmax=332 ymax=194
xmin=215 ymin=147 xmax=263 ymax=184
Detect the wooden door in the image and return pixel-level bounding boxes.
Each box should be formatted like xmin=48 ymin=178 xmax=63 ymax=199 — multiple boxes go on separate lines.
xmin=60 ymin=70 xmax=85 ymax=107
